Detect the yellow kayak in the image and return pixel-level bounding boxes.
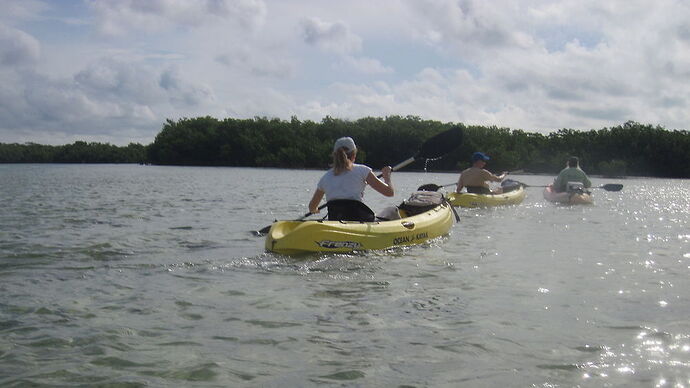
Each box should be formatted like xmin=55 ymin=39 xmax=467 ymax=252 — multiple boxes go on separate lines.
xmin=265 ymin=202 xmax=455 ymax=255
xmin=543 ymin=184 xmax=593 ymax=205
xmin=446 ymin=186 xmax=526 ymax=208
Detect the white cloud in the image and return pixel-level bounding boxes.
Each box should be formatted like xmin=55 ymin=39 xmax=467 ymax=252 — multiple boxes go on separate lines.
xmin=406 ymin=0 xmax=534 ymax=52
xmin=215 ymin=46 xmax=296 ymax=79
xmin=1 ymin=0 xmax=690 ymax=145
xmin=71 ymin=58 xmax=215 ymax=110
xmin=87 ymin=0 xmax=267 ymax=36
xmin=0 ymin=54 xmax=217 ymax=144
xmin=299 ymin=17 xmax=394 ymax=75
xmin=0 ymin=24 xmax=40 ymax=66
xmin=0 ymin=0 xmax=49 ymax=23
xmin=341 ymin=56 xmax=393 ymax=75
xmin=396 ymin=0 xmax=690 ymax=130
xmin=74 ymin=59 xmax=168 ymax=105
xmin=158 ymin=66 xmax=215 ymax=107
xmin=301 ymin=17 xmax=362 ymax=55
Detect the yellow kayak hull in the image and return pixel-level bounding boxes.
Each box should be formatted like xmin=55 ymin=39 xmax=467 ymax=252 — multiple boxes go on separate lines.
xmin=265 ymin=203 xmax=455 ymax=255
xmin=543 ymin=185 xmax=593 ymax=205
xmin=446 ymin=186 xmax=526 ymax=208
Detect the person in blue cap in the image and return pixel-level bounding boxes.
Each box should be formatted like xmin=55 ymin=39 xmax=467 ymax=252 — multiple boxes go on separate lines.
xmin=456 ymin=151 xmax=507 ymax=194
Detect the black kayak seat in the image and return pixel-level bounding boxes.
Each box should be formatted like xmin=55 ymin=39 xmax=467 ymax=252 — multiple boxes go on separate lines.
xmin=501 ymin=179 xmax=522 ymax=193
xmin=326 ymin=199 xmax=375 ymax=222
xmin=466 ymin=186 xmax=492 ymax=194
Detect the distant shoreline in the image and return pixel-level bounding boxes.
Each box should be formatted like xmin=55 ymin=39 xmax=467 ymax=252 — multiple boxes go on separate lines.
xmin=3 ymin=116 xmax=689 ymax=178
xmin=4 ymin=162 xmax=683 ymax=181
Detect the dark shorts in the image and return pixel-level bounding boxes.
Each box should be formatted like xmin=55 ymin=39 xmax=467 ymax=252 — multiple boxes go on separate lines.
xmin=466 ymin=186 xmax=491 ymax=194
xmin=327 ymin=200 xmax=375 ymax=222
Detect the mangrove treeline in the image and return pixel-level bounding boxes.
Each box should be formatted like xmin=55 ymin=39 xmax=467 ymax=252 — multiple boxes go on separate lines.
xmin=2 ymin=116 xmax=689 ymax=178
xmin=0 ymin=141 xmax=146 ymax=164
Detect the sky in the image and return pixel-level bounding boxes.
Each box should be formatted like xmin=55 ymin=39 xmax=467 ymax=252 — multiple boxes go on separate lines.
xmin=1 ymin=0 xmax=689 ymax=145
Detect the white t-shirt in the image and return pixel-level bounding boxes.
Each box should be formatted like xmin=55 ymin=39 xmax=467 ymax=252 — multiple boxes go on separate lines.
xmin=317 ymin=164 xmax=372 ymax=202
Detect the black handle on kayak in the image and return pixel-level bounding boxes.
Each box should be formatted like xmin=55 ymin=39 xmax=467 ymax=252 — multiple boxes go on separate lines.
xmin=417 ymin=182 xmax=457 ymax=191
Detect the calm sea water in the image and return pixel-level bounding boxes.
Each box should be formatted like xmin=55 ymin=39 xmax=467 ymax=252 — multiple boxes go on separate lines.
xmin=1 ymin=164 xmax=688 ymax=387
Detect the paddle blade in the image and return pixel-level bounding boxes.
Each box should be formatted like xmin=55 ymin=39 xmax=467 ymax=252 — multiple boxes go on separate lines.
xmin=601 ymin=183 xmax=623 ymax=192
xmin=417 ymin=126 xmax=463 ymax=160
xmin=254 ymin=208 xmax=321 ymax=236
xmin=255 ymin=224 xmax=273 ymax=236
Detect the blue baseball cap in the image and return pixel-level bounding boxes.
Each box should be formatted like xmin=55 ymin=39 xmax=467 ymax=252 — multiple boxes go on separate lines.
xmin=471 ymin=152 xmax=490 ymax=162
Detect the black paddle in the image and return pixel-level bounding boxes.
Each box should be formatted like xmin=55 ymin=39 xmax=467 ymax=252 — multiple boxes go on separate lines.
xmin=385 ymin=126 xmax=463 ymax=172
xmin=519 ymin=182 xmax=623 ymax=191
xmin=596 ymin=184 xmax=623 ymax=191
xmin=254 ymin=127 xmax=464 ymax=235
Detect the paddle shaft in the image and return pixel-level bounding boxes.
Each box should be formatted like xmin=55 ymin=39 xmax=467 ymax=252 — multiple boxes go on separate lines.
xmin=388 ymin=157 xmax=416 ymax=174
xmin=521 ymin=183 xmax=622 ymax=191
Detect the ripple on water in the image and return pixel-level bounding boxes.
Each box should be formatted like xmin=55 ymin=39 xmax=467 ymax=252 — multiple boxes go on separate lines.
xmin=140 ymin=362 xmax=221 ymax=382
xmin=316 ymin=369 xmax=366 ymax=381
xmin=571 ymin=325 xmax=690 ymax=386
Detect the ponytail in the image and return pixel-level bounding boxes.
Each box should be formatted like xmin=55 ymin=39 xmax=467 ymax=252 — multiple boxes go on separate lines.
xmin=333 ymin=147 xmax=354 ymax=175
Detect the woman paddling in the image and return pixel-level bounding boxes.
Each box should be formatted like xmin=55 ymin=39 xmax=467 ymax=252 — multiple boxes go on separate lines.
xmin=308 ymin=137 xmax=394 ymax=221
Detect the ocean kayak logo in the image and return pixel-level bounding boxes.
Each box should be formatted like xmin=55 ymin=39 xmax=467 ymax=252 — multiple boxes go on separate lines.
xmin=316 ymin=240 xmax=361 ymax=249
xmin=393 ymin=232 xmax=429 ymax=245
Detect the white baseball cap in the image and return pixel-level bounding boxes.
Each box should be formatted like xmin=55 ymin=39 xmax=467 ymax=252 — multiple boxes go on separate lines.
xmin=333 ymin=137 xmax=356 ymax=152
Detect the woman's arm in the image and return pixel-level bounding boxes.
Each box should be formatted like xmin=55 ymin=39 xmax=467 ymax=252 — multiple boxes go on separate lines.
xmin=366 ymin=166 xmax=394 ymax=197
xmin=308 ymin=189 xmax=325 ymax=213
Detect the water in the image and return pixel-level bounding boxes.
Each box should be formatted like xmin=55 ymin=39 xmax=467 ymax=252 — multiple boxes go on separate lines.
xmin=1 ymin=164 xmax=688 ymax=387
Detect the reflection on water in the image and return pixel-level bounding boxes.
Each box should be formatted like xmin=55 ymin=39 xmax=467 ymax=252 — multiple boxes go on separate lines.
xmin=0 ymin=164 xmax=689 ymax=386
